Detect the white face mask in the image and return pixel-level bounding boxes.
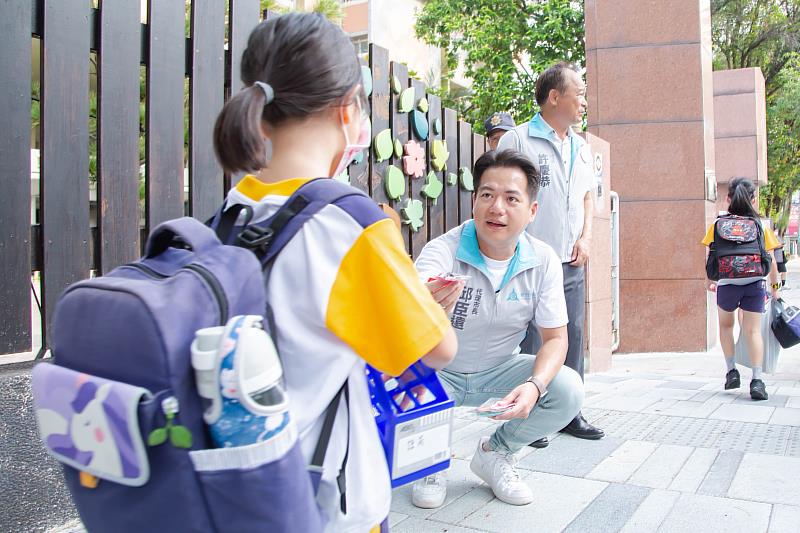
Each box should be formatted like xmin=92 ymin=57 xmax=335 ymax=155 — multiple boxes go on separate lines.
xmin=331 ymin=100 xmax=371 ymax=179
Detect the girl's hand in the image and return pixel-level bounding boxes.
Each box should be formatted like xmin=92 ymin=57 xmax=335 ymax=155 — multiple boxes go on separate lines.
xmin=706 ymin=280 xmax=717 ymax=293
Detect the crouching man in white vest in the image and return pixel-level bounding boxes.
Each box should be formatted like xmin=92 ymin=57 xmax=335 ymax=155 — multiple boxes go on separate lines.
xmin=411 ymin=149 xmax=584 ymax=508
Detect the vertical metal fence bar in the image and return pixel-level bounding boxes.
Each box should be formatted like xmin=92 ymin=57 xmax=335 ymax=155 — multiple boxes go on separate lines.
xmin=0 ymin=0 xmax=32 ymax=354
xmin=40 ymin=0 xmax=91 ymax=348
xmin=368 ymin=44 xmax=390 ymax=205
xmin=442 ymin=108 xmax=458 ymax=232
xmin=189 ymin=0 xmax=225 ymax=221
xmin=426 ymin=93 xmax=444 ymax=241
xmin=97 ymin=0 xmax=141 ymax=274
xmin=457 ymin=121 xmax=472 ymax=223
xmin=146 ymin=0 xmax=185 ymax=233
xmin=409 ymin=78 xmax=428 ymax=259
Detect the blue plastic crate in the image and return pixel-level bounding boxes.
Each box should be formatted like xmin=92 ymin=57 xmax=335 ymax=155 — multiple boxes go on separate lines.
xmin=366 ymin=362 xmax=454 ymax=488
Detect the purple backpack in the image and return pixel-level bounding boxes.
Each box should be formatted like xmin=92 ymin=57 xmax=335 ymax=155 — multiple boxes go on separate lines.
xmin=32 ymin=179 xmax=367 ymax=532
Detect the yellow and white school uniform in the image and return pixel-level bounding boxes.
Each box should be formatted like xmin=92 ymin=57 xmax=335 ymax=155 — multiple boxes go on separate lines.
xmin=226 ymin=176 xmax=451 ymax=532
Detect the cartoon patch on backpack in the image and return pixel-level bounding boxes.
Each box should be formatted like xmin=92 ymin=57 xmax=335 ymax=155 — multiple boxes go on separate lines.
xmin=32 ymin=363 xmax=151 ymax=486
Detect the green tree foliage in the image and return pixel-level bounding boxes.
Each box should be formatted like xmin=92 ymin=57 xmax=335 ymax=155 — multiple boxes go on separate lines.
xmin=712 ymin=0 xmax=799 ymax=96
xmin=711 ymin=1 xmax=800 ymax=229
xmin=414 ymin=0 xmax=584 ymax=130
xmin=759 ymin=57 xmax=800 ymax=232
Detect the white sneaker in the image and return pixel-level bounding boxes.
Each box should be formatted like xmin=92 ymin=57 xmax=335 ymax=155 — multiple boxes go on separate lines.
xmin=411 ymin=472 xmax=447 ymax=509
xmin=469 ymin=436 xmax=533 ymax=505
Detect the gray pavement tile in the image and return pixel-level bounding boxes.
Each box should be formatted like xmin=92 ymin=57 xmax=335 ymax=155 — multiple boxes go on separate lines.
xmin=728 ymin=453 xmax=800 ymax=505
xmin=689 ymin=390 xmax=717 ymax=402
xmin=656 ymin=381 xmax=706 ymax=390
xmin=458 ymin=472 xmax=607 ymax=533
xmin=697 ymin=450 xmax=745 ymax=497
xmin=563 ymin=483 xmax=650 ymax=533
xmin=619 ymin=489 xmax=680 ymax=533
xmin=769 ymin=407 xmax=800 ymax=426
xmin=786 ymin=397 xmax=800 ymax=408
xmin=587 ymin=375 xmax=632 ymax=384
xmin=713 ymin=421 xmax=792 ymax=456
xmin=591 ymin=395 xmax=661 ymax=413
xmin=644 ymin=388 xmax=699 ymax=401
xmin=668 ymin=447 xmax=719 ymax=493
xmin=427 ymin=485 xmax=495 ymax=525
xmin=658 ymin=493 xmax=771 ymax=533
xmin=388 ymin=512 xmax=409 ymax=528
xmin=516 ymin=435 xmax=624 ymax=477
xmin=628 ymin=444 xmax=695 ymax=489
xmin=732 ymin=394 xmax=789 ymax=407
xmin=709 ymin=403 xmax=775 ymax=423
xmin=789 ymin=427 xmax=800 ymax=457
xmin=391 ymin=517 xmax=487 ymax=533
xmin=642 ymin=399 xmax=680 ymax=414
xmin=587 ymin=440 xmax=659 ymax=483
xmin=391 ymin=458 xmax=484 ymax=519
xmin=776 ymin=387 xmax=800 ymax=397
xmin=768 ymin=504 xmax=800 ymax=533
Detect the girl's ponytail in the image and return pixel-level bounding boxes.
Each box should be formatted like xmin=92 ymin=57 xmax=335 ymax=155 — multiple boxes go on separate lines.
xmin=213 ymin=84 xmax=269 ymax=174
xmin=727 ymin=177 xmax=760 ymax=219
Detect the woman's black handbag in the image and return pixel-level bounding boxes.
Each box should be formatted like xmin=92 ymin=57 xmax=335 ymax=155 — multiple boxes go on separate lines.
xmin=771 ymin=298 xmax=800 ymax=348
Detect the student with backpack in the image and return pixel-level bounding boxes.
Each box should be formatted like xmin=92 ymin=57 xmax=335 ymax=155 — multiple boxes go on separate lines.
xmin=703 ymin=177 xmax=781 ymax=401
xmin=211 ymin=13 xmax=458 ymax=532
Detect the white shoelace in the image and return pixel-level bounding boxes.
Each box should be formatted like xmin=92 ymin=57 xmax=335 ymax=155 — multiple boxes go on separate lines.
xmin=423 ymin=473 xmax=444 ymax=486
xmin=495 ymin=453 xmax=521 ymax=483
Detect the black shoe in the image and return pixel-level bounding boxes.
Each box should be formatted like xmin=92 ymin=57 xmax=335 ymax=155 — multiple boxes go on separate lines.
xmin=528 ymin=437 xmax=549 ymax=448
xmin=560 ymin=414 xmax=604 ymax=440
xmin=725 ymin=368 xmax=741 ymax=390
xmin=750 ymin=379 xmax=768 ymax=401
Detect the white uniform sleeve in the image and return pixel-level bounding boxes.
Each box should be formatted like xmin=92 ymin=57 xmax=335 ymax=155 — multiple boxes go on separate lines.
xmin=534 ymin=247 xmax=569 ymax=329
xmin=496 ymin=129 xmax=521 ymax=152
xmin=414 ymin=237 xmax=455 ymax=282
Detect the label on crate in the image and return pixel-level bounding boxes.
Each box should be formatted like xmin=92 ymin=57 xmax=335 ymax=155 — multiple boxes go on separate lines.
xmin=395 ymin=424 xmax=450 ymax=470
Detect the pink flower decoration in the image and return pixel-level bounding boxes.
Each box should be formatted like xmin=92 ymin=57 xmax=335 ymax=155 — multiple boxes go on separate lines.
xmin=402 ymin=140 xmax=426 ymax=178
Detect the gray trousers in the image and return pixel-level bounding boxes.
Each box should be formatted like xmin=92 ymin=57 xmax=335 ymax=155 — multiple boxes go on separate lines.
xmin=521 ymin=263 xmax=586 ymax=379
xmin=438 ymin=355 xmax=584 ymax=454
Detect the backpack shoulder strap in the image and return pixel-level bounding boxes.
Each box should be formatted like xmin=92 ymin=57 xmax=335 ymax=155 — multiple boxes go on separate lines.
xmin=236 ymin=178 xmax=368 ymax=265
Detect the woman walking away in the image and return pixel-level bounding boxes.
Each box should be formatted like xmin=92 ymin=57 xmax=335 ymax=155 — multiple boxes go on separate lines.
xmin=213 ymin=13 xmax=457 ymax=531
xmin=703 ymin=177 xmax=781 ymax=401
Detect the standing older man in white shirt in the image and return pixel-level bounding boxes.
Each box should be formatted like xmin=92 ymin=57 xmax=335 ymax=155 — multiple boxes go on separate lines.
xmin=497 ymin=62 xmax=602 ymax=444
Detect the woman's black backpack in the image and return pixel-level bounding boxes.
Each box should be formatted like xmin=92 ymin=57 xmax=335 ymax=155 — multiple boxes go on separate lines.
xmin=706 ymin=215 xmax=771 ymax=281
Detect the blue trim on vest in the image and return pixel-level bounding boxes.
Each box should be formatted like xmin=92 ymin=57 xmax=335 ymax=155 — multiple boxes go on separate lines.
xmin=455 ymin=221 xmax=541 ymax=291
xmin=527 ymin=113 xmax=583 ymax=178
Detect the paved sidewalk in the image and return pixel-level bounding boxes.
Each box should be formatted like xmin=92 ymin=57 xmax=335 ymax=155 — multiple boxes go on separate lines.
xmin=389 ymin=271 xmax=800 ymax=532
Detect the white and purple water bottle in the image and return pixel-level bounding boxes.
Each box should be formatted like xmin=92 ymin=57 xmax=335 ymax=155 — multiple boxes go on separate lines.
xmin=191 ymin=315 xmax=293 ymax=448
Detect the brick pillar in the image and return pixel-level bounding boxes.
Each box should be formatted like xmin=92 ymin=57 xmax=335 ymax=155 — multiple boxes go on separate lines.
xmin=584 ymin=133 xmax=613 ymax=372
xmin=585 ymin=0 xmax=717 ymax=352
xmin=713 ymin=68 xmax=769 ymax=217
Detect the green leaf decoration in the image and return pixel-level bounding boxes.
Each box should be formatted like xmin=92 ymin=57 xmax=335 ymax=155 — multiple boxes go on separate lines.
xmin=391 ymin=75 xmax=401 ymax=94
xmin=421 ymin=171 xmax=443 ymax=203
xmin=432 ymin=118 xmax=442 ymax=136
xmin=147 ymin=428 xmax=167 ymax=446
xmin=411 ymin=110 xmax=429 ymax=141
xmin=169 ymin=425 xmax=193 ymax=449
xmin=361 ymin=66 xmax=373 ymax=97
xmin=394 ymin=139 xmax=403 ymax=158
xmin=385 ymin=165 xmax=406 ymax=200
xmin=398 ymin=87 xmax=415 ymax=113
xmin=460 ymin=167 xmax=474 ymax=191
xmin=448 ymin=172 xmax=458 ymax=186
xmin=417 ymin=97 xmax=429 ymax=113
xmin=374 ymin=129 xmax=393 ymax=162
xmin=401 ymin=199 xmax=425 ymax=232
xmin=431 ymin=139 xmax=449 ymax=171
